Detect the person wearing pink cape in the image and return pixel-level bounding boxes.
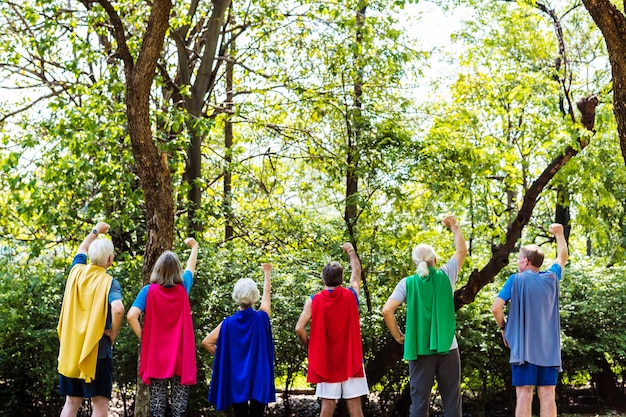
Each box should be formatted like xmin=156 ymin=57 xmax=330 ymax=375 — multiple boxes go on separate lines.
xmin=127 ymin=238 xmax=199 ymax=417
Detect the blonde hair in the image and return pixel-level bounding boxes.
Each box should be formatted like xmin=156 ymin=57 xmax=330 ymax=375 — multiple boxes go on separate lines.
xmin=150 ymin=251 xmax=183 ymax=286
xmin=88 ymin=239 xmax=114 ymax=267
xmin=232 ymin=278 xmax=260 ymax=308
xmin=412 ymin=244 xmax=437 ymax=277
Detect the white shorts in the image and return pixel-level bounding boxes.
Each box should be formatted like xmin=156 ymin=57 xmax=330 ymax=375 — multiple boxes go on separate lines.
xmin=315 ymin=369 xmax=369 ymax=400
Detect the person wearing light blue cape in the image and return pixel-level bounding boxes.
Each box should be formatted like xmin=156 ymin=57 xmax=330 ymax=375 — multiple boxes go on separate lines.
xmin=203 ymin=264 xmax=275 ymax=417
xmin=492 ymin=223 xmax=568 ymax=417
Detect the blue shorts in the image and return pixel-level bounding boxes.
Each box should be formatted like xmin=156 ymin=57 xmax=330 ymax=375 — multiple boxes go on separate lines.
xmin=59 ymin=358 xmax=113 ymax=399
xmin=511 ymin=363 xmax=558 ymax=387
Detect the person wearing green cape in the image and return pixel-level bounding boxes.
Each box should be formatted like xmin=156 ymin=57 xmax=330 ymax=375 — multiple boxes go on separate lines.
xmin=382 ymin=215 xmax=467 ymax=417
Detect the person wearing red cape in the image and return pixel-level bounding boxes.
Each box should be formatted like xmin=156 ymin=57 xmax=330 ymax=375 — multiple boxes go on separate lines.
xmin=295 ymin=243 xmax=368 ymax=417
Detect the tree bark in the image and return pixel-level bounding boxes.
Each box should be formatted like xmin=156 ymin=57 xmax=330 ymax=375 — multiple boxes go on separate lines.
xmin=224 ymin=13 xmax=235 ymax=241
xmin=96 ymin=1 xmax=174 ymax=416
xmin=181 ymin=0 xmax=232 ymax=234
xmin=592 ymin=356 xmax=622 ymax=407
xmin=582 ymin=0 xmax=626 ymax=162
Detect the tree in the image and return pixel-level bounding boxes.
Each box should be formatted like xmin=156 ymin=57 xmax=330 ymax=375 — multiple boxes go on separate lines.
xmin=367 ymin=0 xmax=602 ymax=411
xmin=582 ymin=0 xmax=626 ymax=165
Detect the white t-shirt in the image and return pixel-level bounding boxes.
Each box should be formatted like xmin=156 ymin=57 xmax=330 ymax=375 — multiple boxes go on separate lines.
xmin=388 ymin=258 xmax=460 ymax=351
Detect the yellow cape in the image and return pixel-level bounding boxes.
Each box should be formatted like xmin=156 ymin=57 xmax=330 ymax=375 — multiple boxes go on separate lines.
xmin=57 ymin=264 xmax=112 ymax=382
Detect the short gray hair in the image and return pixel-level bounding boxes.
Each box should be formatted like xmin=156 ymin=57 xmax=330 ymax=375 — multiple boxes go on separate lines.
xmin=232 ymin=278 xmax=260 ymax=308
xmin=89 ymin=238 xmax=114 ymax=267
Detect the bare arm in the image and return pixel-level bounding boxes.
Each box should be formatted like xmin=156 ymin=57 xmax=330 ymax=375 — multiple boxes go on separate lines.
xmin=201 ymin=322 xmax=222 ymax=355
xmin=341 ymin=243 xmax=362 ymax=293
xmin=443 ymin=215 xmax=467 ymax=267
xmin=126 ymin=306 xmax=143 ymax=340
xmin=259 ymin=263 xmax=272 ymax=315
xmin=77 ymin=222 xmax=110 ymax=255
xmin=491 ymin=297 xmax=509 ymax=347
xmin=549 ymin=223 xmax=568 ymax=269
xmin=184 ymin=237 xmax=199 ymax=274
xmin=382 ymin=298 xmax=405 ymax=344
xmin=105 ymin=299 xmax=124 ymax=345
xmin=294 ymin=298 xmax=312 ymax=347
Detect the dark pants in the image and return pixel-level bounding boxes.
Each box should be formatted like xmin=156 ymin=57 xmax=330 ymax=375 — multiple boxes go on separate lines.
xmin=232 ymin=399 xmax=266 ymax=417
xmin=408 ymin=348 xmax=462 ymax=417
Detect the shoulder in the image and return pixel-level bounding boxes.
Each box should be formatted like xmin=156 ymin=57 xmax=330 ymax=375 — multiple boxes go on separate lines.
xmin=110 ymin=278 xmax=122 ymax=294
xmin=440 ymin=258 xmax=458 ymax=276
xmin=256 ymin=309 xmax=270 ymax=321
xmin=71 ymin=253 xmax=87 ymax=267
xmin=546 ymin=263 xmax=562 ymax=276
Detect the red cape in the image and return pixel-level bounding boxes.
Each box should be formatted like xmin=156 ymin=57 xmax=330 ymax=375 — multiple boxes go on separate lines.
xmin=307 ymin=287 xmax=364 ymax=383
xmin=139 ymin=284 xmax=197 ymax=385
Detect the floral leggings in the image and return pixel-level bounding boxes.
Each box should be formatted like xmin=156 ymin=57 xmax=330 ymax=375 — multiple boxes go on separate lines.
xmin=148 ymin=376 xmax=189 ymax=417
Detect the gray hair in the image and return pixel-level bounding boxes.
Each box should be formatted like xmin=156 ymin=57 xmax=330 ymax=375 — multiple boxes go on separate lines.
xmin=412 ymin=243 xmax=437 ymax=277
xmin=232 ymin=278 xmax=260 ymax=308
xmin=88 ymin=238 xmax=114 ymax=267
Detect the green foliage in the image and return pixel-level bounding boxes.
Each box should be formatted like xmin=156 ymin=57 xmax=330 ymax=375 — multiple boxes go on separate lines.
xmin=1 ymin=0 xmax=626 ymax=414
xmin=560 ymin=261 xmax=626 ymax=384
xmin=0 ymin=251 xmax=66 ymax=416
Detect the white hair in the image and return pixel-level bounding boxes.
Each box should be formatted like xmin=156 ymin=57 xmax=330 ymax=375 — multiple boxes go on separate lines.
xmin=88 ymin=238 xmax=114 ymax=267
xmin=232 ymin=278 xmax=260 ymax=308
xmin=412 ymin=244 xmax=436 ymax=277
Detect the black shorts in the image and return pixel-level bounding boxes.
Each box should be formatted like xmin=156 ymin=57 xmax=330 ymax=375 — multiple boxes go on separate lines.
xmin=59 ymin=358 xmax=113 ymax=399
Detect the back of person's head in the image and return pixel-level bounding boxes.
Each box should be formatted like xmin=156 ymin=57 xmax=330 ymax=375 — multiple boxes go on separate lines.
xmin=412 ymin=243 xmax=437 ymax=277
xmin=520 ymin=244 xmax=545 ymax=268
xmin=88 ymin=238 xmax=114 ymax=267
xmin=322 ymin=261 xmax=343 ymax=287
xmin=232 ymin=278 xmax=260 ymax=308
xmin=150 ymin=250 xmax=183 ymax=286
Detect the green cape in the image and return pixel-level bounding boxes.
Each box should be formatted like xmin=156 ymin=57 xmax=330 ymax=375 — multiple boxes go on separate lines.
xmin=404 ymin=267 xmax=456 ymax=359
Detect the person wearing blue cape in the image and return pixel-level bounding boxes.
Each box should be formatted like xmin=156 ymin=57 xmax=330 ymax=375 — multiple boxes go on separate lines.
xmin=202 ymin=264 xmax=275 ymax=417
xmin=492 ymin=223 xmax=568 ymax=417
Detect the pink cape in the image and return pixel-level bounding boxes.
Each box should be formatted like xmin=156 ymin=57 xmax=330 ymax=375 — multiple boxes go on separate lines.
xmin=139 ymin=284 xmax=197 ymax=385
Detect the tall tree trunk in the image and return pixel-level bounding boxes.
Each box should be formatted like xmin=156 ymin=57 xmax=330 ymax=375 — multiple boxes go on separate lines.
xmin=582 ymin=0 xmax=626 ymax=163
xmin=555 ymin=186 xmax=571 ymax=241
xmin=592 ymin=356 xmax=622 ymax=407
xmin=224 ymin=13 xmax=235 ymax=241
xmin=96 ymin=1 xmax=174 ymax=415
xmin=181 ymin=0 xmax=232 ymax=234
xmin=344 ymin=3 xmax=373 ymax=315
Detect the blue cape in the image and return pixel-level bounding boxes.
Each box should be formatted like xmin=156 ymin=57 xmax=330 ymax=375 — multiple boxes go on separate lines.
xmin=505 ymin=269 xmax=562 ymax=369
xmin=208 ymin=308 xmax=276 ymax=410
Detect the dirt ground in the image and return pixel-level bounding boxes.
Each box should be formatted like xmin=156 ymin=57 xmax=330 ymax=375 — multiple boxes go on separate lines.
xmin=105 ymin=391 xmax=626 ymax=417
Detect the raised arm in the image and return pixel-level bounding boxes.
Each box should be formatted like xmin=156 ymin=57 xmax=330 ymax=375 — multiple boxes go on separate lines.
xmin=341 ymin=243 xmax=362 ymax=293
xmin=184 ymin=237 xmax=199 ymax=274
xmin=442 ymin=215 xmax=467 ymax=267
xmin=258 ymin=263 xmax=272 ymax=315
xmin=549 ymin=223 xmax=568 ymax=269
xmin=77 ymin=222 xmax=110 ymax=255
